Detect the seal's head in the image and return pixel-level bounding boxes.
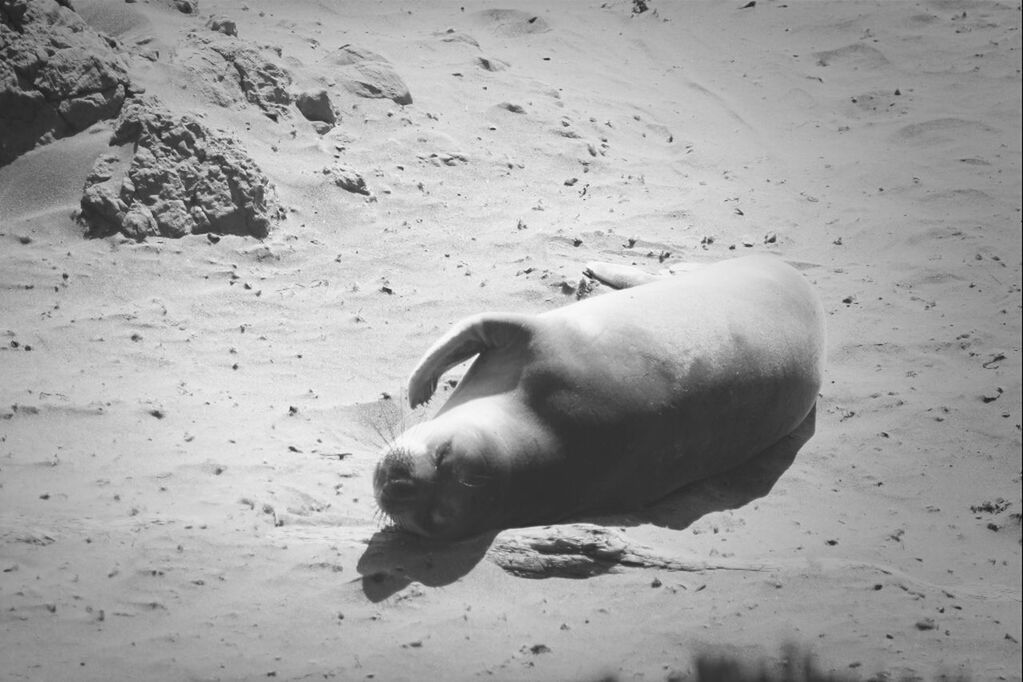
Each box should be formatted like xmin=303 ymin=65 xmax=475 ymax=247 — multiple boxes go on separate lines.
xmin=373 ymin=421 xmax=504 ymax=540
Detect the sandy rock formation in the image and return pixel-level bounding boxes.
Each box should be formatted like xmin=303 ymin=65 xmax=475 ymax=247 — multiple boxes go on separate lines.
xmin=325 ymin=45 xmax=412 ymax=106
xmin=77 ymin=96 xmax=283 ymax=240
xmin=326 ymin=164 xmax=369 ymax=195
xmin=472 ymin=8 xmax=552 ymax=37
xmin=177 ymin=33 xmax=292 ymax=119
xmin=295 ymin=87 xmax=336 ymax=126
xmin=205 ymin=15 xmax=236 ymax=37
xmin=0 ymin=0 xmax=132 ymax=166
xmin=170 ymin=0 xmax=197 ymax=14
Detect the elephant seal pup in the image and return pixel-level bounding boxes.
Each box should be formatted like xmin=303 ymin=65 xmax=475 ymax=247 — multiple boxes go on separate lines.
xmin=373 ymin=255 xmax=825 ymax=540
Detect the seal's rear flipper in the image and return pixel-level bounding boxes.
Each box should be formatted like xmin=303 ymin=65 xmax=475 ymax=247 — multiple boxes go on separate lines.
xmin=408 ymin=313 xmax=534 ymax=408
xmin=585 ymin=261 xmax=714 ymax=289
xmin=583 ymin=262 xmax=660 ymax=289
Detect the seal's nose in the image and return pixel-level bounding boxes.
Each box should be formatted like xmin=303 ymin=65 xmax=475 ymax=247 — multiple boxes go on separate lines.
xmin=374 ymin=448 xmax=427 ymax=510
xmin=379 ymin=479 xmax=417 ymax=504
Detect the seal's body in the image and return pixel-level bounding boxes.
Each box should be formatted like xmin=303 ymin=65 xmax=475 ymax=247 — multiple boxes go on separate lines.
xmin=374 ymin=255 xmax=825 ymax=539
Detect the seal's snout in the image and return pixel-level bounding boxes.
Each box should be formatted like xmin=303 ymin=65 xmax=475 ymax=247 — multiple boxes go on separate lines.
xmin=373 ymin=446 xmax=432 ymax=511
xmin=374 ymin=442 xmax=452 ymax=538
xmin=379 ymin=478 xmax=417 ymax=502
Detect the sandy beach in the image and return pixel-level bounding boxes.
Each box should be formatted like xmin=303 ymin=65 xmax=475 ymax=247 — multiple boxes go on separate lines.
xmin=1 ymin=1 xmax=1020 ymax=680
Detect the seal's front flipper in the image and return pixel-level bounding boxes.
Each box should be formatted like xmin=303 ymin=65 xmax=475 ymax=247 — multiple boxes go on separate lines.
xmin=583 ymin=262 xmax=660 ymax=289
xmin=407 ymin=313 xmax=534 ymax=408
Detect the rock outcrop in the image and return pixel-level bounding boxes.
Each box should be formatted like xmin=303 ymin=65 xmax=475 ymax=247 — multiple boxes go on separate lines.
xmin=325 ymin=45 xmax=412 ymax=106
xmin=169 ymin=0 xmax=197 ymax=14
xmin=178 ymin=33 xmax=292 ymax=120
xmin=77 ymin=97 xmax=284 ymax=240
xmin=326 ymin=165 xmax=369 ymax=196
xmin=205 ymin=15 xmax=236 ymax=37
xmin=1 ymin=0 xmax=132 ymax=166
xmin=295 ymin=88 xmax=336 ymax=125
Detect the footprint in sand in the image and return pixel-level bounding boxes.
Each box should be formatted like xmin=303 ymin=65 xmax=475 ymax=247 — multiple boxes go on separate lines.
xmin=814 ymin=43 xmax=889 ymax=70
xmin=892 ymin=117 xmax=995 ymax=146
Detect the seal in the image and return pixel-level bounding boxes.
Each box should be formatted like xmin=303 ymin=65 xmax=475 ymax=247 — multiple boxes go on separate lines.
xmin=373 ymin=255 xmax=825 ymax=540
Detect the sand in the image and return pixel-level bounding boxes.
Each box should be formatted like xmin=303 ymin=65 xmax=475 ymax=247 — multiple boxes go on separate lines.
xmin=1 ymin=1 xmax=1020 ymax=680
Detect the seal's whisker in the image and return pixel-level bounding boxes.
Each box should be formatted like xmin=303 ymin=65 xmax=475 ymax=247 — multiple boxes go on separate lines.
xmin=373 ymin=505 xmax=401 ymax=532
xmin=383 ymin=445 xmax=413 ymax=468
xmin=368 ymin=419 xmax=393 ymax=450
xmin=360 ymin=393 xmax=409 ymax=450
xmin=383 ymin=407 xmax=400 ymax=444
xmin=396 ymin=387 xmax=409 ymax=437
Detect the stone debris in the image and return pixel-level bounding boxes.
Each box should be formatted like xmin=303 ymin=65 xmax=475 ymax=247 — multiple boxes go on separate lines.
xmin=295 ymin=88 xmax=337 ymax=125
xmin=170 ymin=0 xmax=197 ymax=15
xmin=178 ymin=33 xmax=292 ymax=120
xmin=326 ymin=165 xmax=369 ymax=195
xmin=205 ymin=15 xmax=237 ymax=37
xmin=487 ymin=524 xmax=764 ymax=578
xmin=76 ymin=96 xmax=284 ymax=240
xmin=324 ymin=45 xmax=412 ymax=106
xmin=1 ymin=0 xmax=133 ymax=166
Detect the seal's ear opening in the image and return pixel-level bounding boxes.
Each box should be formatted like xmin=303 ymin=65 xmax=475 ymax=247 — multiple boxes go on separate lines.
xmin=407 ymin=313 xmax=535 ymax=408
